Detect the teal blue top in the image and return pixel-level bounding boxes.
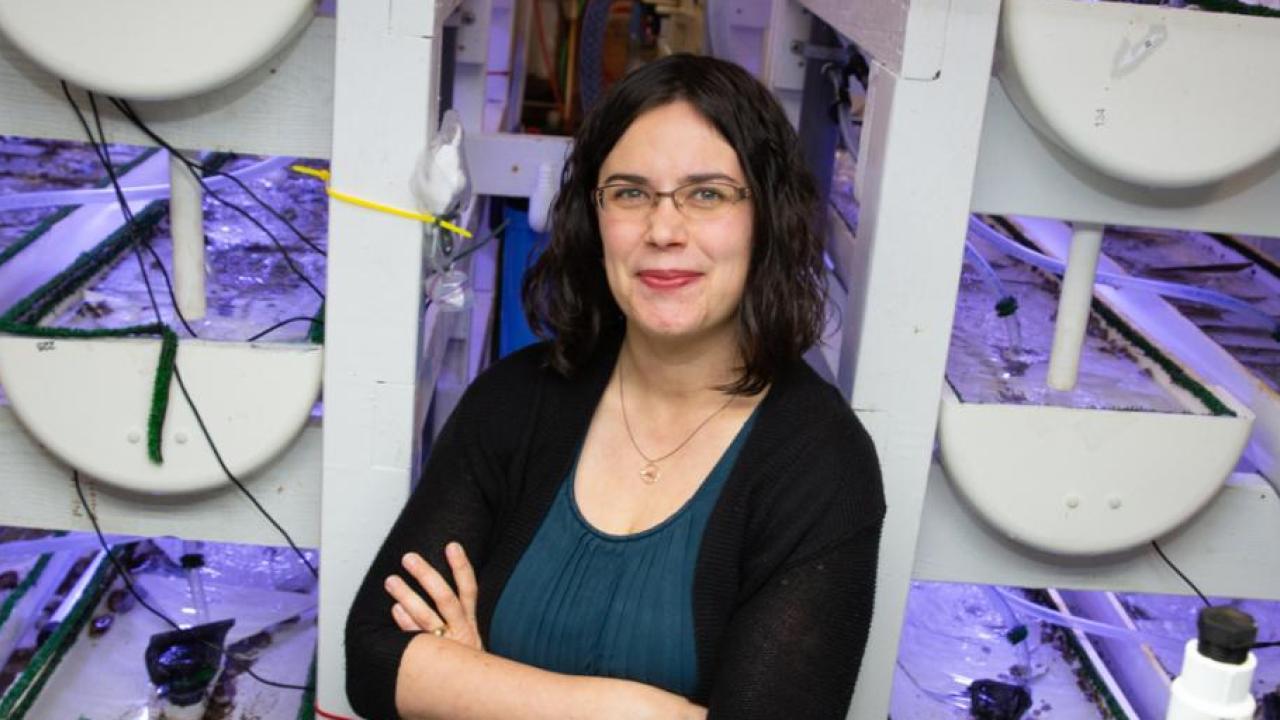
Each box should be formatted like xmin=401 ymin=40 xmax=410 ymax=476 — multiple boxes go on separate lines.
xmin=488 ymin=413 xmax=756 ymax=697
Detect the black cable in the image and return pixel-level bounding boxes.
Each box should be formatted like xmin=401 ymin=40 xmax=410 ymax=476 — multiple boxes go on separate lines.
xmin=1193 ymin=0 xmax=1280 ymax=18
xmin=1151 ymin=541 xmax=1280 ymax=654
xmin=72 ymin=471 xmax=182 ymax=631
xmin=110 ymin=96 xmax=325 ymax=256
xmin=108 ymin=97 xmax=327 ymax=298
xmin=73 ymin=472 xmax=312 ymax=692
xmin=245 ymin=316 xmax=325 ymax=343
xmin=241 ymin=667 xmax=311 ymax=691
xmin=64 ymin=81 xmax=318 ymax=581
xmin=64 ymin=85 xmax=317 ymax=700
xmin=87 ymin=91 xmax=200 ymax=338
xmin=60 ymin=82 xmax=198 ymax=339
xmin=447 ymin=219 xmax=509 ymax=267
xmin=1151 ymin=540 xmax=1211 ymax=608
xmin=204 ymin=166 xmax=327 ymax=257
xmin=170 ymin=365 xmax=319 ymax=580
xmin=89 ymin=95 xmax=325 ymax=351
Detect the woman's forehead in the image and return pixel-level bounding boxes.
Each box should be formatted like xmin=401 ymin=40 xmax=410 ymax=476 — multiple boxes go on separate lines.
xmin=598 ymin=100 xmax=743 ymax=183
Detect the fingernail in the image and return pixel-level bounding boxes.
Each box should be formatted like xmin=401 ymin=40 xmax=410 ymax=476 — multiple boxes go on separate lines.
xmin=384 ymin=576 xmax=398 ymax=590
xmin=446 ymin=542 xmax=461 ymax=559
xmin=402 ymin=553 xmax=421 ymax=569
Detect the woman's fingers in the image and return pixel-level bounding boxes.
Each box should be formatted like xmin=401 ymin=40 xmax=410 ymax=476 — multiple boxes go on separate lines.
xmin=401 ymin=552 xmax=470 ymax=633
xmin=391 ymin=603 xmax=419 ymax=632
xmin=384 ymin=573 xmax=444 ymax=633
xmin=385 ymin=546 xmax=484 ymax=650
xmin=446 ymin=542 xmax=479 ymax=626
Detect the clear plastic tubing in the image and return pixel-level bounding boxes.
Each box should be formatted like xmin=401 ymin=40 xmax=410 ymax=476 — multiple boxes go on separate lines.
xmin=995 ymin=587 xmax=1185 ymax=651
xmin=187 ymin=569 xmax=210 ymax=627
xmin=0 ymin=156 xmax=294 ymax=212
xmin=965 ymin=240 xmax=1013 ymax=303
xmin=984 ymin=585 xmax=1034 ymax=677
xmin=965 ymin=240 xmax=1024 ymax=350
xmin=183 ymin=540 xmax=210 ymax=627
xmin=0 ymin=532 xmax=141 ymax=562
xmin=970 ymin=217 xmax=1280 ymax=336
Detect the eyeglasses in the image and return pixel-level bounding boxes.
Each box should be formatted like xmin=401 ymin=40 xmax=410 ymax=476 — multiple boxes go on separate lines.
xmin=594 ymin=181 xmax=751 ymax=220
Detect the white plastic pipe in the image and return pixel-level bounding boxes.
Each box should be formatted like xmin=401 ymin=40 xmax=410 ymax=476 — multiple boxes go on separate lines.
xmin=0 ymin=533 xmax=141 ymax=561
xmin=1167 ymin=639 xmax=1257 ymax=720
xmin=0 ymin=551 xmax=79 ymax=674
xmin=169 ymin=151 xmax=206 ymax=320
xmin=1047 ymin=222 xmax=1104 ymax=391
xmin=0 ymin=156 xmax=292 ymax=212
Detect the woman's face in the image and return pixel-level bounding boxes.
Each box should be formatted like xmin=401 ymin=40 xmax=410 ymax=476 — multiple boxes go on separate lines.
xmin=595 ymin=100 xmax=754 ymax=347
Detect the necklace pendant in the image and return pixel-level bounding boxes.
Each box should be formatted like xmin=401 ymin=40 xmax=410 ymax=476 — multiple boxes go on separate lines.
xmin=639 ymin=462 xmax=660 ymax=484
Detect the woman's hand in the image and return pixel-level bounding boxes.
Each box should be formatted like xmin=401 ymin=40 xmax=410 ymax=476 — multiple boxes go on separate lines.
xmin=386 ymin=543 xmax=709 ymax=720
xmin=384 ymin=541 xmax=484 ymax=651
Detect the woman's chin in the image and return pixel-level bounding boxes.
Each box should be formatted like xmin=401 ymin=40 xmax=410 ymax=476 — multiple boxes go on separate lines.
xmin=627 ymin=314 xmax=732 ymax=345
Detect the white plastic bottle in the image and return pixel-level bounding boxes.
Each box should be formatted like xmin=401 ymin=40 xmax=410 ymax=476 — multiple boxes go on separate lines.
xmin=1167 ymin=606 xmax=1258 ymax=720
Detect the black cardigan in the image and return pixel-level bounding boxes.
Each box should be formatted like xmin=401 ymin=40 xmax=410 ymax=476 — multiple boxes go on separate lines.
xmin=345 ymin=336 xmax=885 ymax=719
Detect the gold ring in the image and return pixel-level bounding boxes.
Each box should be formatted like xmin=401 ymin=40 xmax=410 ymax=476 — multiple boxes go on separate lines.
xmin=430 ymin=626 xmax=447 ymax=637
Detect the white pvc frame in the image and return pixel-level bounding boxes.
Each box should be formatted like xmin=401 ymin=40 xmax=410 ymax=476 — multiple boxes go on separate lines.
xmin=2 ymin=2 xmax=1280 ymax=719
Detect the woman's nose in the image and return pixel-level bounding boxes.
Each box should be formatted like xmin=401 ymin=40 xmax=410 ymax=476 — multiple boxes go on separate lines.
xmin=645 ymin=196 xmax=687 ymax=247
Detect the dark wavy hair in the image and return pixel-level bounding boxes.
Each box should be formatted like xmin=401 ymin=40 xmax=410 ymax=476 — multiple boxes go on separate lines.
xmin=522 ymin=53 xmax=825 ymax=395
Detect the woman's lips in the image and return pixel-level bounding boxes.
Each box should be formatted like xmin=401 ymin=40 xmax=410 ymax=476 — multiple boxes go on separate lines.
xmin=637 ymin=269 xmax=702 ymax=290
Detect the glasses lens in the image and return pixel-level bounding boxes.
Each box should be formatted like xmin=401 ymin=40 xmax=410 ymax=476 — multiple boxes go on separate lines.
xmin=603 ymin=186 xmax=653 ymax=211
xmin=676 ymin=183 xmax=739 ymax=216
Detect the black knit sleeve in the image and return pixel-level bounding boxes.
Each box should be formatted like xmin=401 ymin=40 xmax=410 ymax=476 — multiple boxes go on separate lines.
xmin=344 ymin=358 xmax=532 ymax=719
xmin=705 ymin=407 xmax=885 ymax=720
xmin=704 ymin=523 xmax=882 ymax=720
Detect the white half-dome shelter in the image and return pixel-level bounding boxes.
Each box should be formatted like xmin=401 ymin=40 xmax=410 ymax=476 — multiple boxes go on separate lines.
xmin=938 ymin=383 xmax=1254 ymax=556
xmin=0 ymin=0 xmax=315 ymax=100
xmin=997 ymin=0 xmax=1280 ymax=189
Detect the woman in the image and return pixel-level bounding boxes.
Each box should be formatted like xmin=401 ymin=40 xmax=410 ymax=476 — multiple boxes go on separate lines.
xmin=346 ymin=53 xmax=884 ymax=719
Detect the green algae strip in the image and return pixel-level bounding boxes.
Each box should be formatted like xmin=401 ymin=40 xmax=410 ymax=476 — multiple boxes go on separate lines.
xmin=0 ymin=550 xmax=115 ymax=719
xmin=0 ymin=555 xmax=52 ymax=633
xmin=0 ymin=147 xmax=160 ymax=269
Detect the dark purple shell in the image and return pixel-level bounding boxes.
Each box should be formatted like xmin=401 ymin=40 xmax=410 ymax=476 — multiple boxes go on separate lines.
xmin=87 ymin=614 xmax=114 ymax=638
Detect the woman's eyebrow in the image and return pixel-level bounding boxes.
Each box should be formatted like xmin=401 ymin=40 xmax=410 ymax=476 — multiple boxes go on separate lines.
xmin=600 ymin=173 xmax=649 ymax=185
xmin=680 ymin=172 xmax=738 ymax=184
xmin=599 ymin=172 xmax=739 ymax=185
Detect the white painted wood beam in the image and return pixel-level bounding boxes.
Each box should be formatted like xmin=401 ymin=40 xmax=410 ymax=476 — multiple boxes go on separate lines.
xmin=837 ymin=2 xmax=1002 ymax=717
xmin=0 ymin=409 xmax=322 ymax=547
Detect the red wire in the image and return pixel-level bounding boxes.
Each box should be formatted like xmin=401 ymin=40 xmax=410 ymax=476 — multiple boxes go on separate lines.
xmin=532 ymin=1 xmax=564 ymax=108
xmin=315 ymin=704 xmax=356 ymax=720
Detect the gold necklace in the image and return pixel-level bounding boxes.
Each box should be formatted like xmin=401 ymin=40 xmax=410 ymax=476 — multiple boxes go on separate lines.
xmin=617 ymin=359 xmax=735 ymax=485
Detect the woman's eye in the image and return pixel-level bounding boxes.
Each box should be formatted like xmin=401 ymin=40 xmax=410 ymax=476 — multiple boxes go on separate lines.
xmin=689 ymin=186 xmax=728 ymax=204
xmin=611 ymin=187 xmax=648 ymax=201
